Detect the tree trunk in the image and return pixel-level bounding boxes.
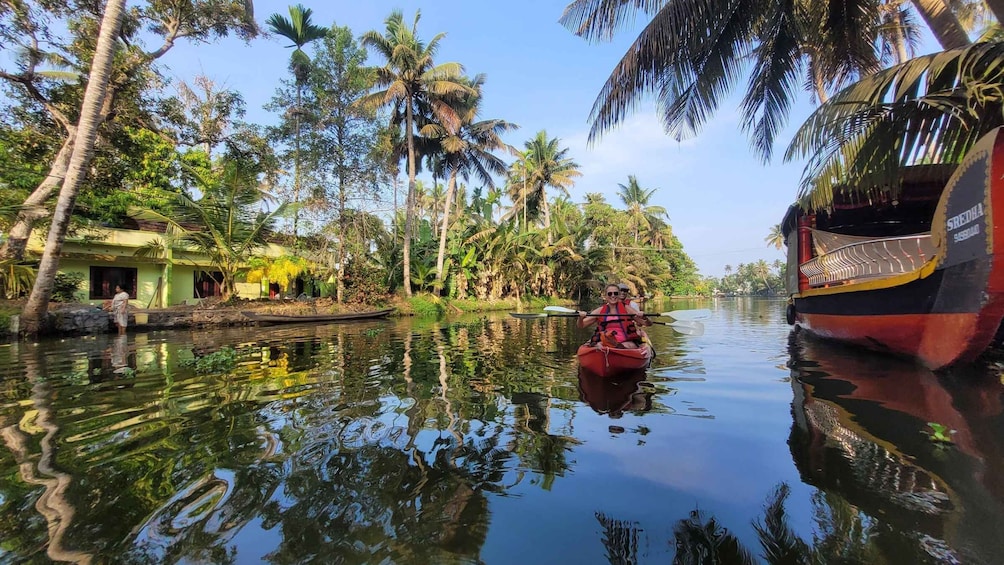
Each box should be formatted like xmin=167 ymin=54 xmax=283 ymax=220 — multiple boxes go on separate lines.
xmin=0 ymin=135 xmax=75 ymax=262
xmin=402 ymin=98 xmax=415 ymax=297
xmin=911 ymin=0 xmax=970 ymax=49
xmin=336 ymin=139 xmax=346 ymax=304
xmin=542 ymin=188 xmax=552 ymax=244
xmin=293 ymin=84 xmax=302 ymax=239
xmin=21 ymin=0 xmax=126 ymax=334
xmin=890 ymin=8 xmax=910 ymax=64
xmin=434 ymin=169 xmax=457 ymax=290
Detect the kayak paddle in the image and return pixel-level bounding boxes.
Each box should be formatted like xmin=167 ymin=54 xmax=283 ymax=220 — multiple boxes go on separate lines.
xmin=542 ymin=305 xmax=712 ymax=321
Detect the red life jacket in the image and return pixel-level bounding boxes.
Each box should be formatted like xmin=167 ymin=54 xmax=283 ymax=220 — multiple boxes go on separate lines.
xmin=596 ymin=302 xmax=640 ymax=344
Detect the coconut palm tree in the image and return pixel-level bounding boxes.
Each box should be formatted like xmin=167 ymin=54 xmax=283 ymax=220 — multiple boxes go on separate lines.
xmin=266 ymin=4 xmax=327 ymax=239
xmin=421 ymin=74 xmax=518 ymax=290
xmin=21 ymin=0 xmax=127 ymax=334
xmin=766 ymin=223 xmax=785 ymax=250
xmin=516 ymin=130 xmax=581 ymax=242
xmin=360 ymin=10 xmax=470 ymax=297
xmin=616 ymin=175 xmax=668 ymax=245
xmin=559 ymin=0 xmax=973 ymax=161
xmin=138 ymin=159 xmax=287 ymax=301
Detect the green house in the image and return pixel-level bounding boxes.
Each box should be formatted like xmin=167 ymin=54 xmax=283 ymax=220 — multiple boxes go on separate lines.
xmin=27 ymin=226 xmax=289 ymax=307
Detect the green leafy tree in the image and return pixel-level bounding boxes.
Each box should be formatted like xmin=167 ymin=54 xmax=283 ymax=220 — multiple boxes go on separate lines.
xmin=0 ymin=0 xmax=257 ymax=263
xmin=21 ymin=0 xmax=128 ymax=334
xmin=304 ymin=24 xmax=385 ymax=303
xmin=786 ymin=42 xmax=1004 ymax=209
xmin=513 ymin=130 xmax=580 ymax=242
xmin=766 ymin=223 xmax=785 ymax=250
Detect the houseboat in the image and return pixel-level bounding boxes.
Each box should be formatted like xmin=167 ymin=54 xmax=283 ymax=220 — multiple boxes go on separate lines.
xmin=781 ymin=126 xmax=1004 ymax=369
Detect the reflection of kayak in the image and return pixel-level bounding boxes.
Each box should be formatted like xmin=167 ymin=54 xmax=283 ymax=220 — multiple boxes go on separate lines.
xmin=577 ymin=368 xmax=652 ymax=417
xmin=576 ymin=341 xmax=653 ymax=378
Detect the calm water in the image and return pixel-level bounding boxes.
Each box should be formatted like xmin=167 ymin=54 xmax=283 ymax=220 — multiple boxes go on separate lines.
xmin=1 ymin=298 xmax=1003 ymax=564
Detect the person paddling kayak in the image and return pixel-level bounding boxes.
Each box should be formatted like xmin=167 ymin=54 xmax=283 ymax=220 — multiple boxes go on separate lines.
xmin=578 ymin=283 xmax=648 ymax=349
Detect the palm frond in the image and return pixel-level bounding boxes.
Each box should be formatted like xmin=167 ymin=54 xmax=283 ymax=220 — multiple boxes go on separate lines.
xmin=785 ymin=41 xmax=1004 ymax=207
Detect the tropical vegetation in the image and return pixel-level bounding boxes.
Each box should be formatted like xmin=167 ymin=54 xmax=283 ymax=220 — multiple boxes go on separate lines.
xmin=2 ymin=1 xmax=1000 ymax=333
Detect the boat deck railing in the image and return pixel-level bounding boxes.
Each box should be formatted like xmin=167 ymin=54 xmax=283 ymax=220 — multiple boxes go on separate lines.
xmin=800 ymin=234 xmax=935 ymax=287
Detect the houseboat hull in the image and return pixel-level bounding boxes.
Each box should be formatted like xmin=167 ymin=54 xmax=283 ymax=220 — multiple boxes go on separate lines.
xmin=793 ymin=259 xmax=1004 ymax=368
xmin=785 ymin=126 xmax=1004 ymax=369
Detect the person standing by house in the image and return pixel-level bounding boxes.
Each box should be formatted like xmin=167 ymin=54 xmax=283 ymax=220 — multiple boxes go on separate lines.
xmin=112 ymin=284 xmax=130 ymax=334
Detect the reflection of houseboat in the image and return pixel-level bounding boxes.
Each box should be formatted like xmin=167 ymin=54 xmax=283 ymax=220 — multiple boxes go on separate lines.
xmin=788 ymin=334 xmax=1004 ymax=564
xmin=781 ymin=127 xmax=1004 ymax=368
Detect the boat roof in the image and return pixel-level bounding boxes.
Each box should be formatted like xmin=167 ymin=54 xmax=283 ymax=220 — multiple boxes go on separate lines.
xmin=781 ymin=164 xmax=956 ymax=238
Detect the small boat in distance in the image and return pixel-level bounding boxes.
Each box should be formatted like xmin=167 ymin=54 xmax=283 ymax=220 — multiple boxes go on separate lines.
xmin=781 ymin=126 xmax=1004 ymax=369
xmin=577 ymin=341 xmax=654 ymax=378
xmin=241 ymin=308 xmax=394 ymax=325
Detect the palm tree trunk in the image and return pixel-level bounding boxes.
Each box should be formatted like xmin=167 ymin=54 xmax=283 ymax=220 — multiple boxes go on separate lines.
xmin=434 ymin=169 xmax=457 ymax=290
xmin=0 ymin=135 xmax=75 ymax=262
xmin=403 ymin=98 xmax=416 ymax=297
xmin=542 ymin=189 xmax=552 ymax=244
xmin=21 ymin=0 xmax=126 ymax=335
xmin=911 ymin=0 xmax=970 ymax=49
xmin=889 ymin=8 xmax=910 ymax=64
xmin=293 ymin=85 xmax=302 ymax=239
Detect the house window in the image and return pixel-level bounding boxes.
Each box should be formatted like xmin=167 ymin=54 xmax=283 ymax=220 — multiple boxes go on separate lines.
xmin=89 ymin=266 xmax=137 ymax=299
xmin=194 ymin=271 xmax=224 ymax=298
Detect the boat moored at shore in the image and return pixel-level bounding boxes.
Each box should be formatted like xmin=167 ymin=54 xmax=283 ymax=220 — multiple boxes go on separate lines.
xmin=782 ymin=127 xmax=1004 ymax=369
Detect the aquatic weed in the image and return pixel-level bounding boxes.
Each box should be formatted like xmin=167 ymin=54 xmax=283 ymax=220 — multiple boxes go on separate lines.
xmin=182 ymin=346 xmax=238 ymax=374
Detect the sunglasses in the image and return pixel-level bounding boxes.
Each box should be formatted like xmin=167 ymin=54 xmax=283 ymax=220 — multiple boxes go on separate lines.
xmin=606 ymin=291 xmax=620 ymax=297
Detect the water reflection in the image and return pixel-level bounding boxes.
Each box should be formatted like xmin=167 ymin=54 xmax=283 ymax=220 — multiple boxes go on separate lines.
xmin=577 ymin=369 xmax=654 ymax=418
xmin=1 ymin=302 xmax=1001 ymax=563
xmin=788 ymin=330 xmax=1004 ymax=564
xmin=0 ymin=317 xmax=594 ymax=562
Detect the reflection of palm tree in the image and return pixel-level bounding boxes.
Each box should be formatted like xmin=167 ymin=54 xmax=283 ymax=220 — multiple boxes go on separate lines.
xmin=671 ymin=508 xmax=757 ymax=565
xmin=1 ymin=344 xmax=92 ymax=563
xmin=595 ymin=512 xmax=642 ymax=565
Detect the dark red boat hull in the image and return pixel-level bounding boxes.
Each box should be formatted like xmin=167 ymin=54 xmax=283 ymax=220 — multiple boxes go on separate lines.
xmin=576 ymin=343 xmax=653 ymax=378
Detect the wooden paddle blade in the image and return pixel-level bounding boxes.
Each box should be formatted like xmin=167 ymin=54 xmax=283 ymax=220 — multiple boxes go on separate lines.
xmin=509 ymin=313 xmax=548 ymax=319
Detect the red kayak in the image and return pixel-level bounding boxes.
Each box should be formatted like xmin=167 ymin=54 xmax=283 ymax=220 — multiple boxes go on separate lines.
xmin=576 ymin=342 xmax=654 ymax=378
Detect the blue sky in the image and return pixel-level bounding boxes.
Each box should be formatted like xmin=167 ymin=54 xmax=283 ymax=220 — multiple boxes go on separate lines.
xmin=159 ymin=1 xmax=929 ymax=276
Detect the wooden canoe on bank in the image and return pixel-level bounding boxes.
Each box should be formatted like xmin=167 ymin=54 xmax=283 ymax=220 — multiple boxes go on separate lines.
xmin=241 ymin=308 xmax=394 ymax=325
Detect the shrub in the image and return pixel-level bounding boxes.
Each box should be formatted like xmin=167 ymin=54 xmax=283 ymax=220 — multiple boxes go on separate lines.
xmin=343 ymin=259 xmax=387 ymax=303
xmin=51 ymin=272 xmax=85 ymax=302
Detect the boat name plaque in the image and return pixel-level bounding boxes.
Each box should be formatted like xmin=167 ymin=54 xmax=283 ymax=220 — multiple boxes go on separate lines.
xmin=942 ymin=153 xmax=990 ymax=267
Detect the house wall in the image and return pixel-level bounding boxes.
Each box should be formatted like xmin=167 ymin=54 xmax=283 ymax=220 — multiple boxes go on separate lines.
xmin=28 ymin=228 xmax=288 ymax=308
xmin=59 ymin=259 xmax=165 ymax=307
xmin=169 ymin=265 xmax=264 ymax=304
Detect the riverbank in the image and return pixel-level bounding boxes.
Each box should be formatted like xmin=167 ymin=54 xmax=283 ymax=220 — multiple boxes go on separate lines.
xmin=0 ymin=294 xmax=571 ymax=339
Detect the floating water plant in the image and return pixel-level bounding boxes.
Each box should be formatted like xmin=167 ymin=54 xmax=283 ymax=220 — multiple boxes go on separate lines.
xmin=925 ymin=422 xmax=956 ymax=444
